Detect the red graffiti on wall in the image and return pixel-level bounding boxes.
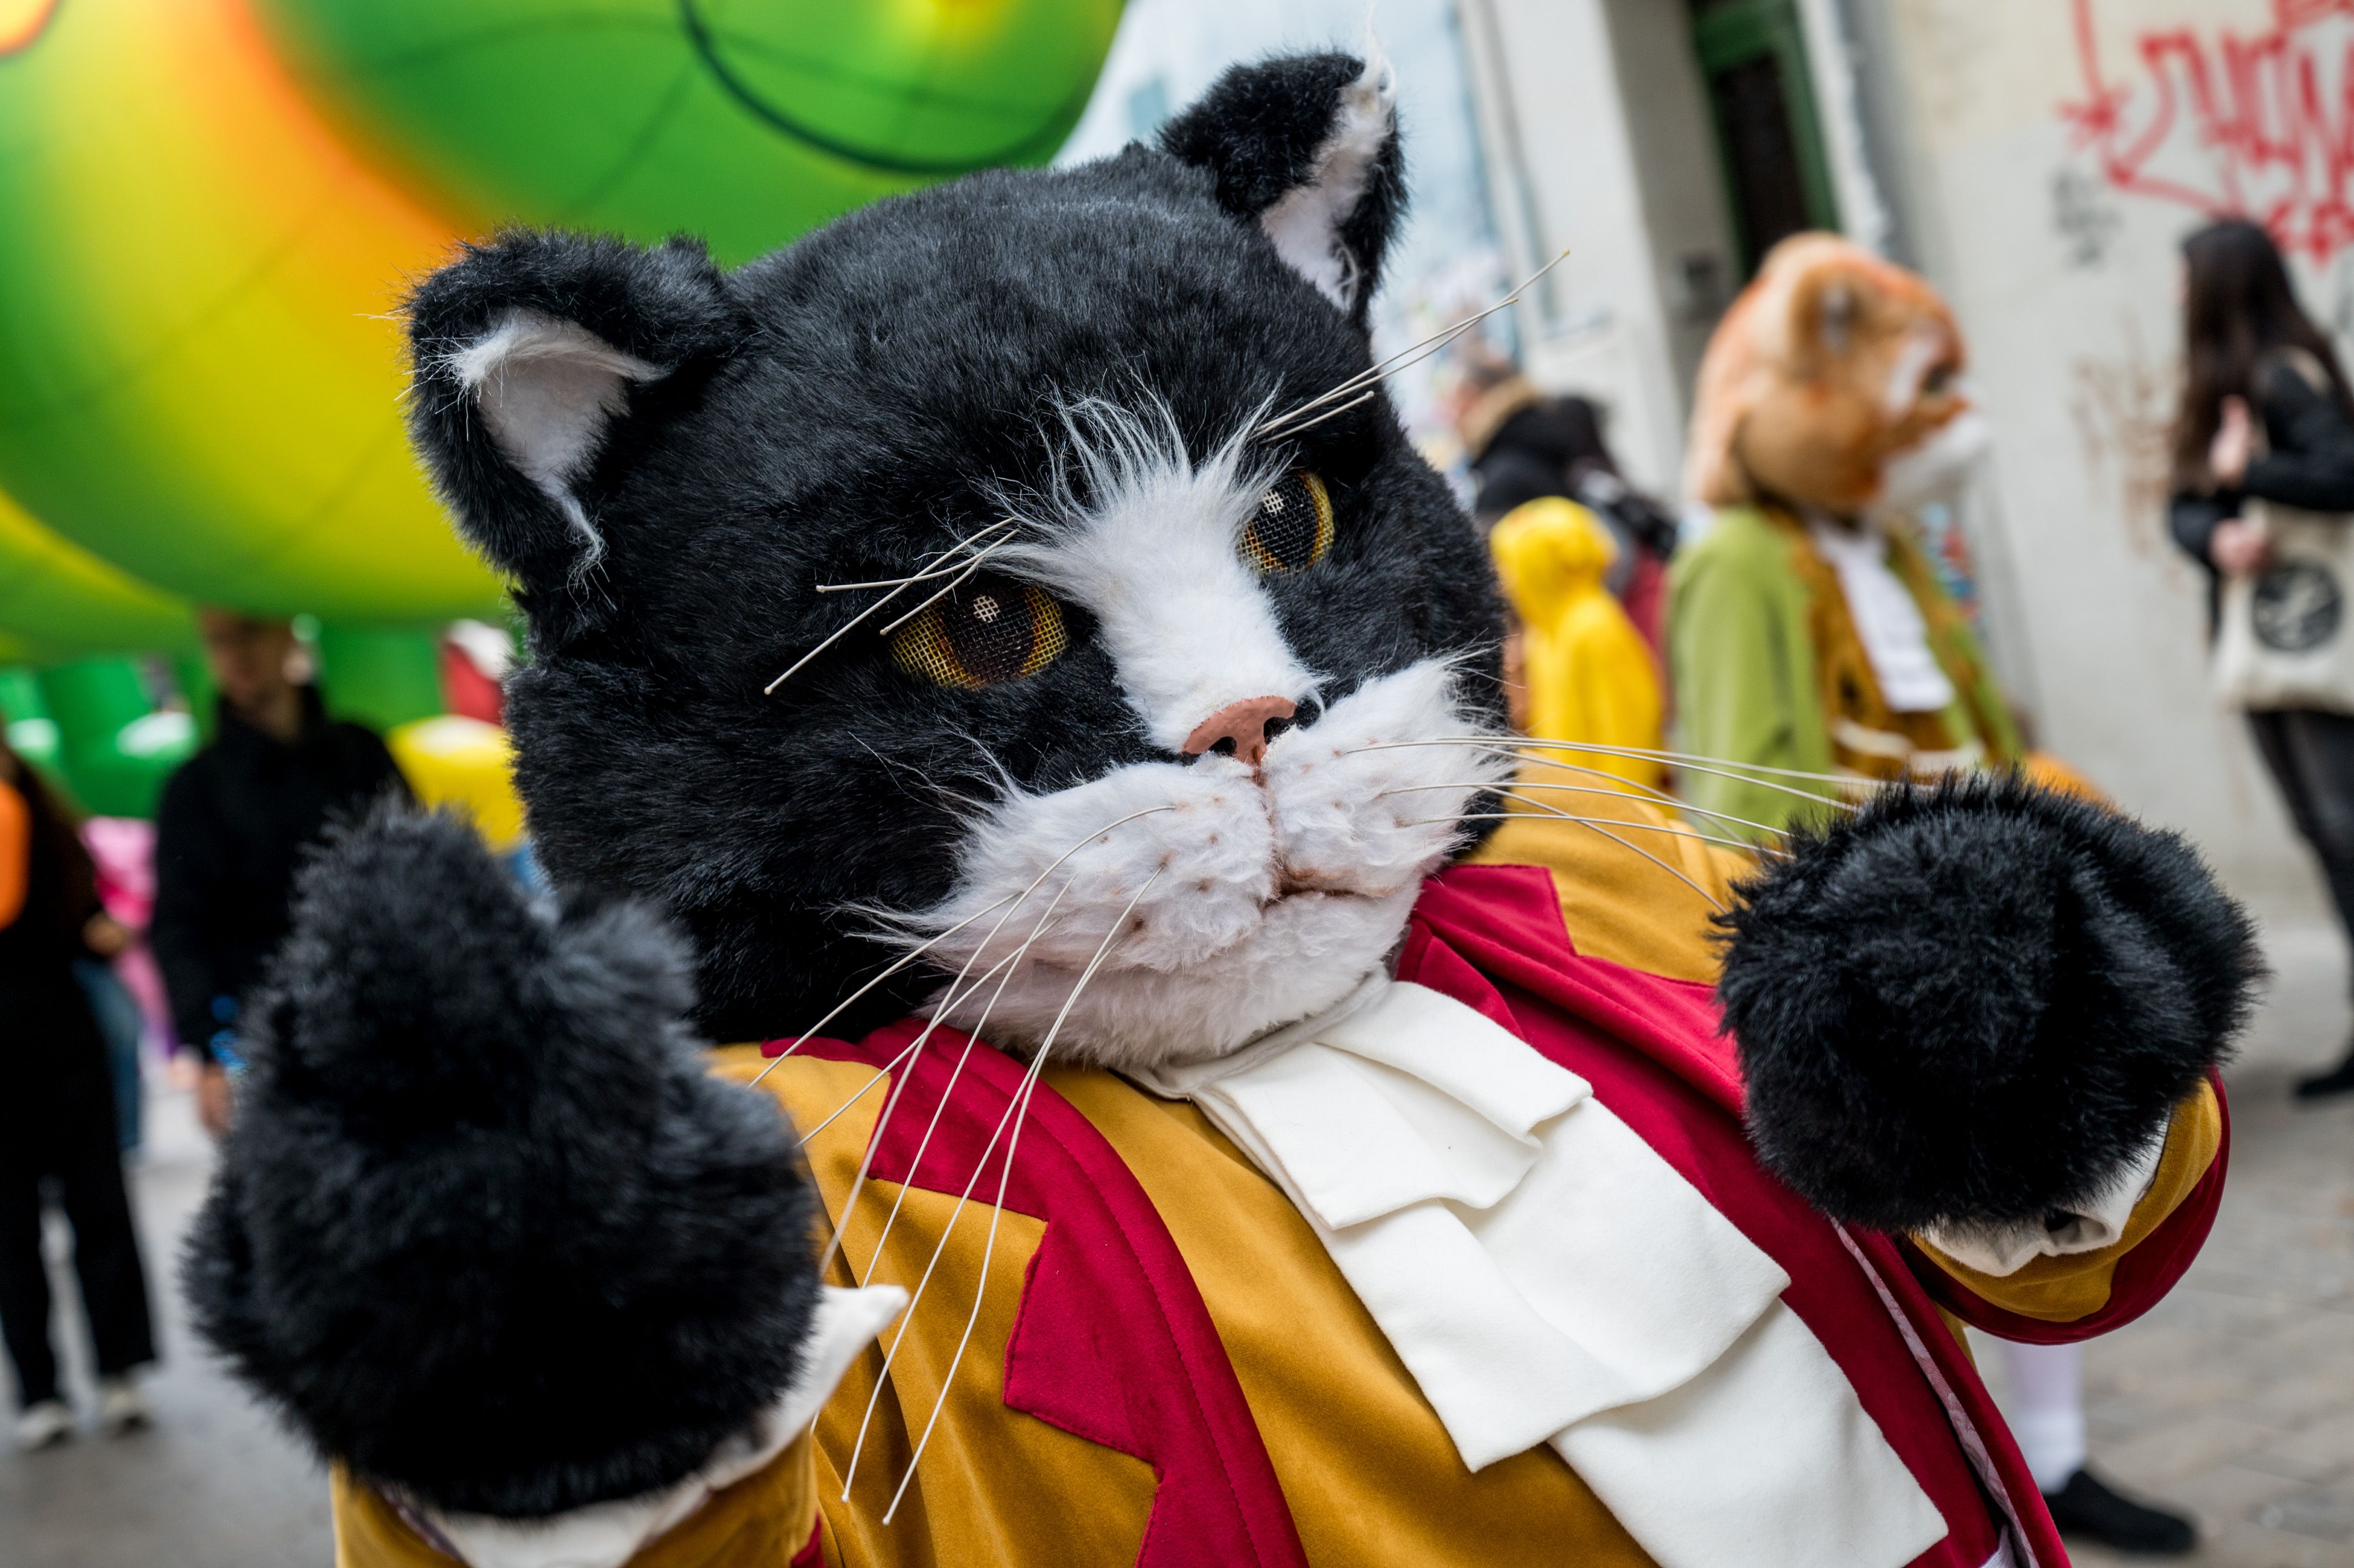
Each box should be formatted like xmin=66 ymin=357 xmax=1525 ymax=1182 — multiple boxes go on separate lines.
xmin=2062 ymin=0 xmax=2354 ymax=262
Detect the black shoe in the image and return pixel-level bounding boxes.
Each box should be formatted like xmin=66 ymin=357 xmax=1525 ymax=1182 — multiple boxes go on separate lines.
xmin=2043 ymin=1467 xmax=2195 ymax=1556
xmin=2295 ymin=1049 xmax=2354 ymax=1101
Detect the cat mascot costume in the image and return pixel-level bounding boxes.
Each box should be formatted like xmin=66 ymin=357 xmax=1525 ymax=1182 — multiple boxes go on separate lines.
xmin=187 ymin=56 xmax=2255 ymax=1568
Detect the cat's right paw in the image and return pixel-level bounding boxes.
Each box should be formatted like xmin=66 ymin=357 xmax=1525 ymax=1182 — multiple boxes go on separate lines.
xmin=183 ymin=806 xmax=822 ymax=1520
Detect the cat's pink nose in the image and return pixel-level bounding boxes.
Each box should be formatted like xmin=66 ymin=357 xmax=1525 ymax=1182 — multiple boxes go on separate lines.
xmin=1182 ymin=696 xmax=1297 ymax=768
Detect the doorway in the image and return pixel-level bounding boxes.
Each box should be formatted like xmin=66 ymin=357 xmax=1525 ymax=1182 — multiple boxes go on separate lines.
xmin=1689 ymin=0 xmax=1839 ymax=276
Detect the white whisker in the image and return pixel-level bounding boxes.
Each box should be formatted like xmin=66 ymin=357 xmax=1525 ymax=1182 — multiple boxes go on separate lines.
xmin=833 ymin=804 xmax=1175 ymax=1500
xmin=746 ymin=892 xmax=1022 ymax=1089
xmin=1432 ymin=788 xmax=1730 ymax=911
xmin=1486 ymin=751 xmax=1814 ymax=839
xmin=1256 ymin=385 xmax=1378 ymax=443
xmin=1401 ymin=804 xmax=1773 ymax=860
xmin=873 ymin=540 xmax=1014 ymax=638
xmin=878 ymin=870 xmax=1161 ymax=1525
xmin=768 ymin=522 xmax=1016 ymax=691
xmin=855 ymin=868 xmax=1089 ymax=1286
xmin=1382 ymin=781 xmax=1781 ymax=857
xmin=1255 ymin=249 xmax=1572 ymax=438
xmin=1343 ymin=738 xmax=1870 ymax=813
xmin=1375 ymin=763 xmax=1798 ymax=847
xmin=815 ymin=520 xmax=1017 ymax=594
xmin=820 ymin=881 xmax=1077 ymax=1286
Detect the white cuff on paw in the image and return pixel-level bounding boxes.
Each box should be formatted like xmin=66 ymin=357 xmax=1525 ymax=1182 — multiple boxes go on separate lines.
xmin=420 ymin=1283 xmax=907 ymax=1568
xmin=1920 ymin=1133 xmax=2168 ymax=1278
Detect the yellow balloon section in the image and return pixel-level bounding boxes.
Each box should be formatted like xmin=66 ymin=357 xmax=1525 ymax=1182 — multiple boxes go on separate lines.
xmin=0 ymin=0 xmax=1120 ymax=645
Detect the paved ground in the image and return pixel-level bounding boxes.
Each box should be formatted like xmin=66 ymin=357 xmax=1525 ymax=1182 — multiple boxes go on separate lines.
xmin=2 ymin=924 xmax=2350 ymax=1566
xmin=0 ymin=1068 xmax=332 ymax=1567
xmin=2011 ymin=921 xmax=2354 ymax=1568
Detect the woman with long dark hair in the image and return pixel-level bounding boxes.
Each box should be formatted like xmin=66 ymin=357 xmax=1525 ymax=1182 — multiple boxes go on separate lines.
xmin=2169 ymin=218 xmax=2354 ymax=1099
xmin=0 ymin=737 xmax=156 ymax=1447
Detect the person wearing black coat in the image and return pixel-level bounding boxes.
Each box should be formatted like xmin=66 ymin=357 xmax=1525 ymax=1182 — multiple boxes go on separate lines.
xmin=0 ymin=739 xmax=156 ymax=1449
xmin=151 ymin=611 xmax=410 ymax=1134
xmin=2168 ymin=219 xmax=2354 ymax=1100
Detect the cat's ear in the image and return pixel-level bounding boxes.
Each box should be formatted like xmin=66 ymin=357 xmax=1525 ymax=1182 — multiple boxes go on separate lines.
xmin=403 ymin=231 xmax=741 ymax=605
xmin=1161 ymin=52 xmax=1404 ymax=326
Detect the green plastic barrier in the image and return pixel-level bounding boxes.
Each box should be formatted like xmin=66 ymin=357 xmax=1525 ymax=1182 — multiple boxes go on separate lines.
xmin=36 ymin=657 xmax=197 ymax=818
xmin=0 ymin=665 xmax=63 ymax=776
xmin=315 ymin=624 xmax=446 ymax=736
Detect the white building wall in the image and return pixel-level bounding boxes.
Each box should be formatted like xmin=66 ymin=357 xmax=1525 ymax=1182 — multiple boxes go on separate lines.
xmin=1862 ymin=0 xmax=2329 ymax=913
xmin=1468 ymin=0 xmax=2329 ymax=916
xmin=1456 ymin=0 xmax=1731 ymax=496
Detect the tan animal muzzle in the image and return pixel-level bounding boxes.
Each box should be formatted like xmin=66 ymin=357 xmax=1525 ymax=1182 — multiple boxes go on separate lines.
xmin=1182 ymin=695 xmax=1298 ymax=767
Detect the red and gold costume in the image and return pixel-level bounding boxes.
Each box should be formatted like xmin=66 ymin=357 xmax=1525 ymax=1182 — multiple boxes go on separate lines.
xmin=334 ymin=804 xmax=2222 ymax=1568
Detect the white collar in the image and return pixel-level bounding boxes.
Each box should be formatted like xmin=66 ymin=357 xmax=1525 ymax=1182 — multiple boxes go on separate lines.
xmin=1806 ymin=515 xmax=1958 ymax=714
xmin=1135 ymin=975 xmax=1947 ymax=1568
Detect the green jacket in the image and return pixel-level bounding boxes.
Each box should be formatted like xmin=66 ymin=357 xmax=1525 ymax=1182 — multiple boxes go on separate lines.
xmin=1666 ymin=506 xmax=2019 ymax=839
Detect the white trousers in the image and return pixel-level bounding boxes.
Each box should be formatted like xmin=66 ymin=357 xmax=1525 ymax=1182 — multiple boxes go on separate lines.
xmin=1996 ymin=1340 xmax=2086 ymax=1493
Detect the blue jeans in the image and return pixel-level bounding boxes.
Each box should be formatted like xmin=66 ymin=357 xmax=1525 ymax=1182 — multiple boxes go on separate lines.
xmin=72 ymin=960 xmax=143 ymax=1155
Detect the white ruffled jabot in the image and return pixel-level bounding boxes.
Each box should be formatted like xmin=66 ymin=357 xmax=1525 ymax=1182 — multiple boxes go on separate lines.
xmin=1132 ymin=974 xmax=1949 ymax=1568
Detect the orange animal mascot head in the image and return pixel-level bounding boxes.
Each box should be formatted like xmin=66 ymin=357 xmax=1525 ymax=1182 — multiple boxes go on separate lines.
xmin=1683 ymin=234 xmax=1981 ymax=516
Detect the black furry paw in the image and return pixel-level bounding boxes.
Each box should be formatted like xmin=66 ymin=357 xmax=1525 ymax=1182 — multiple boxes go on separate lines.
xmin=1716 ymin=775 xmax=2261 ymax=1232
xmin=182 ymin=807 xmax=818 ymax=1519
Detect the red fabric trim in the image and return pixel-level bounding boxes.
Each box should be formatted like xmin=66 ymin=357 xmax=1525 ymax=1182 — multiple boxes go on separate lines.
xmin=1409 ymin=865 xmax=1747 ymax=1115
xmin=1900 ymin=1066 xmax=2232 ymax=1344
xmin=791 ymin=1519 xmax=825 ymax=1567
xmin=1404 ymin=864 xmax=2085 ymax=1568
xmin=789 ymin=1022 xmax=1309 ymax=1568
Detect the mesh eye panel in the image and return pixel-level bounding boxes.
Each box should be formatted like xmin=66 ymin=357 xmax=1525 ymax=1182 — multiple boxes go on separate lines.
xmin=890 ymin=572 xmax=1069 ymax=689
xmin=1243 ymin=470 xmax=1335 ymax=573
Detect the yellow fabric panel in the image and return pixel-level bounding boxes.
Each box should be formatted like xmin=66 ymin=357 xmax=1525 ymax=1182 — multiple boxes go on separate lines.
xmin=1051 ymin=1068 xmax=1660 ymax=1568
xmin=1912 ymin=1081 xmax=2224 ymax=1324
xmin=712 ymin=1047 xmax=1157 ymax=1568
xmin=1489 ymin=498 xmax=1666 ymax=790
xmin=1469 ymin=790 xmax=1754 ymax=983
xmin=329 ymin=1431 xmax=819 ymax=1568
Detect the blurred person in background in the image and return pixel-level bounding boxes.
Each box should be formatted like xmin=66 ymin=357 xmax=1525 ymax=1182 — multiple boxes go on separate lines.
xmin=153 ymin=609 xmax=409 ymax=1135
xmin=0 ymin=736 xmax=156 ymax=1449
xmin=2169 ymin=218 xmax=2354 ymax=1102
xmin=1674 ymin=233 xmax=2194 ymax=1554
xmin=1488 ymin=496 xmax=1666 ymax=791
xmin=1454 ymin=355 xmax=1680 ymax=658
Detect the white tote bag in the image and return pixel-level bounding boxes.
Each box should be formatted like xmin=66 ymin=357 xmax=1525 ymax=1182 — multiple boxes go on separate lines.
xmin=2212 ymin=352 xmax=2354 ymax=712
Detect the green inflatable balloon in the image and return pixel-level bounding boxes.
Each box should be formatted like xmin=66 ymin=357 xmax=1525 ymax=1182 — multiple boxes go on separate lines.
xmin=0 ymin=0 xmax=1119 ymax=628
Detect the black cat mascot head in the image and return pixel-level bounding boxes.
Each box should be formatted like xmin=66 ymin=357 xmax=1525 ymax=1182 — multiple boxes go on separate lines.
xmin=405 ymin=53 xmax=1509 ymax=1070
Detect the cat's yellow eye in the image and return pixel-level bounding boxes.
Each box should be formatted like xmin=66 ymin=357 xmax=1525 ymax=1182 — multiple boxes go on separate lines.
xmin=888 ymin=572 xmax=1068 ymax=690
xmin=1243 ymin=469 xmax=1335 ymax=574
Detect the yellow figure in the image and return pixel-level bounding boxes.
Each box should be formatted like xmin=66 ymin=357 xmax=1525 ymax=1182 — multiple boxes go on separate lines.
xmin=1489 ymin=498 xmax=1665 ymax=791
xmin=387 ymin=715 xmax=528 ymax=855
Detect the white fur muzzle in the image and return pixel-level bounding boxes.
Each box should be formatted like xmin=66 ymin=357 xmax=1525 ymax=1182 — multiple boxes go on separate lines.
xmin=906 ymin=659 xmax=1510 ymax=1072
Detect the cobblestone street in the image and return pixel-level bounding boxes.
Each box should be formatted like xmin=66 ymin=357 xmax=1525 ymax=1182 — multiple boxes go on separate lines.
xmin=1 ymin=924 xmax=2350 ymax=1566
xmin=2017 ymin=922 xmax=2354 ymax=1567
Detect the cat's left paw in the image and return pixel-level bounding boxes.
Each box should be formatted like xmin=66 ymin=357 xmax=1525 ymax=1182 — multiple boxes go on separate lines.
xmin=1717 ymin=774 xmax=2261 ymax=1232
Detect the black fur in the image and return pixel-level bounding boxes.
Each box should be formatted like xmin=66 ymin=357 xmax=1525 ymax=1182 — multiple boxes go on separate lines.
xmin=1159 ymin=52 xmax=1407 ymax=325
xmin=181 ymin=809 xmax=818 ymax=1517
xmin=399 ymin=55 xmax=1503 ymax=1047
xmin=1717 ymin=775 xmax=2263 ymax=1232
xmin=405 ymin=232 xmax=745 ymax=644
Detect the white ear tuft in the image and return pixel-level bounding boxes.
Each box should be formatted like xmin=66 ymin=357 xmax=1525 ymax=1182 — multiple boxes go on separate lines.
xmin=449 ymin=310 xmax=666 ymax=565
xmin=1258 ymin=57 xmax=1396 ymax=312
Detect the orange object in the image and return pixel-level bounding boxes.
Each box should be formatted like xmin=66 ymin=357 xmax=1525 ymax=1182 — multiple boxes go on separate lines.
xmin=0 ymin=778 xmax=27 ymax=927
